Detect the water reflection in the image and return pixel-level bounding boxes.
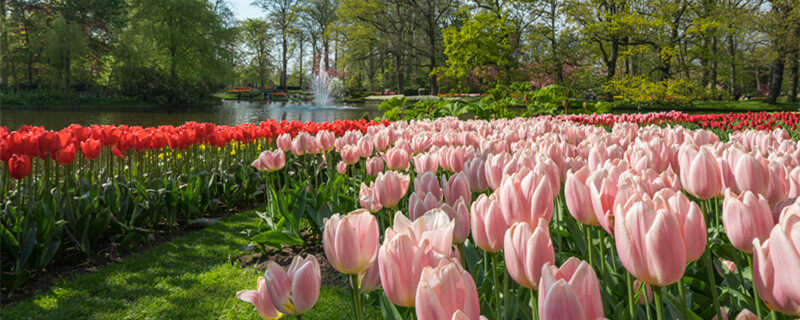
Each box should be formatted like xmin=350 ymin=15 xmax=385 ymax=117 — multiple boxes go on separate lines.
xmin=0 ymin=100 xmax=383 ymax=130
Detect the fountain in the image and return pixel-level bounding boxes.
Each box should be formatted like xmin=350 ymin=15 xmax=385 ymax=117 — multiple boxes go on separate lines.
xmin=311 ymin=55 xmax=334 ymax=107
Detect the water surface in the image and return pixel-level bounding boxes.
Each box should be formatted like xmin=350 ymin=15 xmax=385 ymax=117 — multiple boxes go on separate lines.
xmin=1 ymin=100 xmax=382 ymax=130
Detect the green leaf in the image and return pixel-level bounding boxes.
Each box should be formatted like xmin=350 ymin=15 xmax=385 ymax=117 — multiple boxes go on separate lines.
xmin=379 ymin=291 xmax=403 ymax=320
xmin=251 ymin=230 xmax=303 ymax=248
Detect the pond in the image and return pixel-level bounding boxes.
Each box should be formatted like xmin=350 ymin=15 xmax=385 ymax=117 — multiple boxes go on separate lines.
xmin=1 ymin=100 xmax=383 ymax=130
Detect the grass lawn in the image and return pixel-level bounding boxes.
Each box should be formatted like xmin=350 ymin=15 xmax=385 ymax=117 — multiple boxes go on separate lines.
xmin=0 ymin=209 xmax=381 ymax=320
xmin=608 ymin=98 xmax=798 ymax=112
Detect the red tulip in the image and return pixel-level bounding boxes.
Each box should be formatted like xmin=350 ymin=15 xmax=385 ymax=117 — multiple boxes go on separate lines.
xmin=58 ymin=143 xmax=77 ymax=166
xmin=8 ymin=154 xmax=32 ymax=180
xmin=80 ymin=139 xmax=102 ymax=160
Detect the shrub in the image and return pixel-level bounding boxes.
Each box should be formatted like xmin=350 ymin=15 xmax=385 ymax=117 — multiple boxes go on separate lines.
xmin=604 ymin=76 xmax=701 ymax=107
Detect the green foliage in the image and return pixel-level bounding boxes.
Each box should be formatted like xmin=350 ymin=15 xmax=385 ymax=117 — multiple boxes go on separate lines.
xmin=0 ymin=209 xmax=380 ymax=319
xmin=591 ymin=101 xmax=616 ymax=114
xmin=117 ymin=66 xmax=214 ymax=106
xmin=438 ymin=10 xmax=517 ymax=91
xmin=604 ymin=76 xmax=702 ymax=107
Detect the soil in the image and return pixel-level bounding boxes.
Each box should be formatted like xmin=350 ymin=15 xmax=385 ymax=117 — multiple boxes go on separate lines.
xmin=236 ymin=231 xmax=346 ymax=288
xmin=0 ymin=201 xmax=263 ymax=307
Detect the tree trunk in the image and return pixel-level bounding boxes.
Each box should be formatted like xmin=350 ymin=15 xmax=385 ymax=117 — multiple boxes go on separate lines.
xmin=299 ymin=38 xmax=304 ymax=89
xmin=710 ymin=37 xmax=718 ymax=88
xmin=765 ymin=54 xmax=785 ymax=104
xmin=606 ymin=41 xmax=619 ymax=81
xmin=395 ymin=54 xmax=404 ymax=94
xmin=323 ymin=40 xmax=329 ymax=70
xmin=428 ymin=22 xmax=438 ymax=95
xmin=729 ymin=36 xmax=737 ymax=95
xmin=281 ymin=33 xmax=288 ymax=90
xmin=788 ymin=49 xmax=798 ymax=103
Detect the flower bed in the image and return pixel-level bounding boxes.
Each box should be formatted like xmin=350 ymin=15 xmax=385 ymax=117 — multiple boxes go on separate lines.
xmin=2 ymin=112 xmax=800 ymax=320
xmin=236 ymin=115 xmax=800 ymax=319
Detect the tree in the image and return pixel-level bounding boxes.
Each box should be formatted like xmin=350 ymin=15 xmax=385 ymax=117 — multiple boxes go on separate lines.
xmin=406 ymin=0 xmax=457 ymax=94
xmin=339 ymin=0 xmax=415 ymax=93
xmin=438 ymin=10 xmax=516 ymax=91
xmin=254 ymin=0 xmax=301 ymax=90
xmin=240 ymin=18 xmax=273 ymax=87
xmin=303 ymin=0 xmax=337 ymax=69
xmin=763 ymin=0 xmax=800 ymax=104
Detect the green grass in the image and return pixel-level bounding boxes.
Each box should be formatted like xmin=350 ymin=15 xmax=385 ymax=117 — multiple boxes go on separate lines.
xmin=0 ymin=209 xmax=380 ymax=319
xmin=608 ymin=98 xmax=799 ymax=112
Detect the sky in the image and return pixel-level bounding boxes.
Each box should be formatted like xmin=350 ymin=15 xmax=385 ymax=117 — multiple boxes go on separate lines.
xmin=228 ymin=0 xmax=264 ymax=20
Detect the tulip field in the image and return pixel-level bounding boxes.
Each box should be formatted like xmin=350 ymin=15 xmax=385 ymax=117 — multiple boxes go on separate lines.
xmin=2 ymin=111 xmax=800 ymax=319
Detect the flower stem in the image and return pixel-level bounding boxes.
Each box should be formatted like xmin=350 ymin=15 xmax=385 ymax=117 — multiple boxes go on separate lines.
xmin=491 ymin=253 xmax=502 ymax=320
xmin=585 ymin=226 xmax=593 ymax=266
xmin=653 ymin=286 xmax=664 ymax=320
xmin=748 ymin=255 xmax=764 ymax=320
xmin=530 ymin=288 xmax=538 ymax=320
xmin=626 ymin=272 xmax=636 ymax=319
xmin=598 ymin=228 xmax=606 ymax=275
xmin=703 ymin=251 xmax=724 ymax=320
xmin=677 ymin=279 xmax=688 ymax=320
xmin=349 ymin=274 xmax=365 ymax=320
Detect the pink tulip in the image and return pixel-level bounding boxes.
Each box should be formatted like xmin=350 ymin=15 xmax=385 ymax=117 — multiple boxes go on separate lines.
xmin=788 ymin=167 xmax=800 ymax=198
xmin=464 ymin=157 xmax=489 ymax=193
xmin=565 ymin=167 xmax=599 ymax=226
xmin=443 ymin=172 xmax=472 ymax=207
xmin=752 ymin=209 xmax=800 ymax=316
xmin=236 ymin=276 xmax=282 ymax=320
xmin=384 ymin=147 xmax=410 ymax=171
xmin=366 ymin=156 xmax=385 ymax=177
xmin=291 ymin=132 xmax=315 ymax=156
xmin=341 ymin=145 xmax=361 ymax=165
xmin=504 ymin=219 xmax=555 ymax=290
xmin=765 ymin=161 xmax=789 ymax=205
xmin=615 ymin=199 xmax=687 ymax=286
xmin=723 ymin=189 xmax=775 ymax=253
xmin=315 ymin=130 xmax=335 ymax=152
xmin=633 ymin=279 xmax=653 ymax=305
xmin=359 ymin=183 xmax=382 ymax=213
xmin=652 ymin=189 xmax=707 ymax=262
xmin=470 ymin=194 xmax=508 ymax=252
xmin=711 ymin=308 xmax=730 ymax=320
xmin=734 ymin=309 xmax=759 ymax=320
xmin=416 ymin=259 xmax=481 ymax=320
xmin=538 ymin=258 xmax=604 ymax=320
xmin=484 ymin=153 xmax=511 ymax=191
xmin=716 ymin=259 xmax=738 ymax=276
xmin=379 ymin=227 xmax=447 ymax=307
xmin=359 ymin=261 xmax=381 ymax=293
xmin=496 ymin=170 xmax=553 ymax=226
xmin=734 ymin=152 xmax=770 ymax=196
xmin=336 ymin=161 xmax=347 ymax=174
xmin=374 ymin=171 xmax=410 ymax=209
xmin=410 ymin=192 xmax=442 ymax=220
xmin=414 ymin=152 xmax=439 ymax=173
xmin=358 ymin=136 xmax=374 ymax=158
xmin=374 ymin=132 xmax=391 ymax=151
xmin=323 ymin=209 xmax=379 ymax=275
xmin=251 ymin=150 xmax=285 ymax=172
xmin=277 ymin=133 xmax=292 ymax=151
xmin=679 ymin=145 xmax=724 ymax=199
xmin=440 ymin=198 xmax=471 ymax=243
xmin=588 ymin=170 xmax=618 ymax=235
xmin=415 ymin=171 xmax=443 ymax=201
xmin=264 ymin=255 xmax=321 ymax=315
